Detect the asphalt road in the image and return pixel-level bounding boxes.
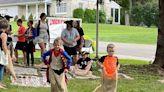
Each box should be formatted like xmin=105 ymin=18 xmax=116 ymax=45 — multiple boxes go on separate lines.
xmin=98 ymin=42 xmax=156 ymax=61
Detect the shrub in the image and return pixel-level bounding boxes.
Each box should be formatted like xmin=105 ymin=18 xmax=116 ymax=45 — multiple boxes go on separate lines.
xmin=73 ymin=8 xmax=84 ymax=20
xmin=99 ymin=10 xmax=106 ymax=23
xmin=28 ymin=13 xmax=33 ymax=21
xmin=21 ymin=15 xmax=26 ymax=21
xmin=84 ymin=9 xmax=96 ymax=23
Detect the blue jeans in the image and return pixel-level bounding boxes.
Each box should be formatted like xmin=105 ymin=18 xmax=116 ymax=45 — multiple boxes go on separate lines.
xmin=0 ymin=64 xmax=4 ymax=81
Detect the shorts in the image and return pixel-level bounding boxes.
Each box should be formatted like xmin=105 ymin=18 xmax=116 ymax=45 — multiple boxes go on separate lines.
xmin=15 ymin=42 xmax=25 ymax=50
xmin=38 ymin=33 xmax=49 ymax=43
xmin=63 ymin=46 xmax=77 ymax=55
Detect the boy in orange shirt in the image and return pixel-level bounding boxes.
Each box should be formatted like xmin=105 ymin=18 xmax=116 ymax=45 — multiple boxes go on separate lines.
xmin=94 ymin=44 xmax=120 ymax=92
xmin=14 ymin=19 xmax=26 ymax=65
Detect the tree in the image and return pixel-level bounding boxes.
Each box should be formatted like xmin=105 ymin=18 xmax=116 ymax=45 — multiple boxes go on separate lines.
xmin=153 ymin=0 xmax=164 ymax=68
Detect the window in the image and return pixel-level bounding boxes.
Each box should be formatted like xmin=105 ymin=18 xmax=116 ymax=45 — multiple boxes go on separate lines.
xmin=56 ymin=2 xmax=67 ymax=14
xmin=111 ymin=8 xmax=113 ymax=17
xmin=115 ymin=9 xmax=118 ymax=22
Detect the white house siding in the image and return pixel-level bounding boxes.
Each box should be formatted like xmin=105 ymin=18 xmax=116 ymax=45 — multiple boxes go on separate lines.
xmin=18 ymin=5 xmax=26 ymax=19
xmin=0 ymin=6 xmax=18 ymax=18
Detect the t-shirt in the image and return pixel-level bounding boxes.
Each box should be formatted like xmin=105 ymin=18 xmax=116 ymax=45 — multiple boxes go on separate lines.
xmin=99 ymin=55 xmax=119 ymax=65
xmin=76 ymin=57 xmax=91 ymax=69
xmin=76 ymin=27 xmax=84 ymax=46
xmin=61 ymin=28 xmax=79 ymax=47
xmin=17 ymin=26 xmax=26 ymax=42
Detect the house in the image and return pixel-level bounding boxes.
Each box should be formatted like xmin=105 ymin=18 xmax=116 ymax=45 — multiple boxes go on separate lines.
xmin=0 ymin=0 xmax=121 ymax=24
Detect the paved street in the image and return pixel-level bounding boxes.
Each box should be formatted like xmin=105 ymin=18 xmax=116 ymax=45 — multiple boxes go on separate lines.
xmin=98 ymin=42 xmax=156 ymax=61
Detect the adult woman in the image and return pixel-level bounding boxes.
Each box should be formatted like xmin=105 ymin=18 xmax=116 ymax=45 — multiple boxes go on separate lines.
xmin=61 ymin=20 xmax=80 ymax=64
xmin=73 ymin=21 xmax=84 ymax=54
xmin=35 ymin=13 xmax=50 ymax=56
xmin=0 ymin=18 xmax=16 ymax=89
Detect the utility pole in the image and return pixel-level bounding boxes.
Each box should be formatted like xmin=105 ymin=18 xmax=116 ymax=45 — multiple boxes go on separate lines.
xmin=96 ymin=0 xmax=99 ymax=59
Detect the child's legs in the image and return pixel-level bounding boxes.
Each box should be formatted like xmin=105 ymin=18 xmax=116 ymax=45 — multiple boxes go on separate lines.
xmin=74 ymin=69 xmax=88 ymax=76
xmin=49 ymin=68 xmax=67 ymax=92
xmin=0 ymin=65 xmax=4 ymax=81
xmin=14 ymin=49 xmax=18 ymax=62
xmin=26 ymin=51 xmax=30 ymax=66
xmin=22 ymin=50 xmax=26 ymax=64
xmin=103 ymin=78 xmax=117 ymax=92
xmin=31 ymin=52 xmax=34 ymax=65
xmin=55 ymin=72 xmax=68 ymax=92
xmin=38 ymin=42 xmax=45 ymax=57
xmin=49 ymin=68 xmax=57 ymax=92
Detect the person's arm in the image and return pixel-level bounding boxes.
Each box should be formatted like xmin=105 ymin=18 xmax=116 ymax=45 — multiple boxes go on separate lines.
xmin=1 ymin=33 xmax=8 ymax=54
xmin=116 ymin=57 xmax=120 ymax=70
xmin=63 ymin=51 xmax=72 ymax=68
xmin=32 ymin=28 xmax=37 ymax=39
xmin=73 ymin=29 xmax=80 ymax=42
xmin=61 ymin=31 xmax=72 ymax=45
xmin=97 ymin=56 xmax=106 ymax=68
xmin=42 ymin=50 xmax=51 ymax=65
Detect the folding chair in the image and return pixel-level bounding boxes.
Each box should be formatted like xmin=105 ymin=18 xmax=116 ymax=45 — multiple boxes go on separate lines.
xmin=81 ymin=39 xmax=93 ymax=56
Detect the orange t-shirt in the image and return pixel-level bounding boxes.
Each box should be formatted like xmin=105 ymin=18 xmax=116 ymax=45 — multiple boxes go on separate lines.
xmin=103 ymin=56 xmax=118 ymax=79
xmin=17 ymin=25 xmax=26 ymax=42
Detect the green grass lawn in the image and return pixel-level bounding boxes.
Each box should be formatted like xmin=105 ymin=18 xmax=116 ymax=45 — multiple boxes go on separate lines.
xmin=11 ymin=22 xmax=157 ymax=45
xmin=83 ymin=23 xmax=157 ymax=44
xmin=1 ymin=59 xmax=164 ymax=92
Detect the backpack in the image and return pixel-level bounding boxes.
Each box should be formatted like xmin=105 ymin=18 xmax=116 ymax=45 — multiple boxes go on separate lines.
xmin=103 ymin=56 xmax=118 ymax=80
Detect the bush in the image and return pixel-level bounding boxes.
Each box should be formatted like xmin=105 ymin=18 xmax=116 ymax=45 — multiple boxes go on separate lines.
xmin=84 ymin=9 xmax=96 ymax=23
xmin=21 ymin=15 xmax=26 ymax=21
xmin=28 ymin=13 xmax=33 ymax=21
xmin=99 ymin=10 xmax=106 ymax=23
xmin=73 ymin=8 xmax=84 ymax=20
xmin=14 ymin=15 xmax=18 ymax=22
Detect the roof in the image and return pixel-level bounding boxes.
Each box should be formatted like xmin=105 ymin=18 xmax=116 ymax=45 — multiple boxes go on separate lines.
xmin=109 ymin=1 xmax=121 ymax=8
xmin=0 ymin=0 xmax=40 ymax=4
xmin=0 ymin=0 xmax=51 ymax=6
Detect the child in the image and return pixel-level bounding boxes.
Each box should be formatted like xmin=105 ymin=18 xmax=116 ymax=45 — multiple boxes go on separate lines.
xmin=14 ymin=19 xmax=26 ymax=65
xmin=73 ymin=51 xmax=92 ymax=76
xmin=25 ymin=20 xmax=37 ymax=66
xmin=94 ymin=44 xmax=120 ymax=92
xmin=42 ymin=37 xmax=72 ymax=92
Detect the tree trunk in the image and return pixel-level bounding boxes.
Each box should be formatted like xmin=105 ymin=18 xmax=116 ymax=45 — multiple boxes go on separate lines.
xmin=153 ymin=0 xmax=164 ymax=68
xmin=125 ymin=11 xmax=130 ymax=25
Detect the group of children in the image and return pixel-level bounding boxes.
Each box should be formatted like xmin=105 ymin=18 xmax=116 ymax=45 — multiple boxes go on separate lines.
xmin=42 ymin=36 xmax=119 ymax=92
